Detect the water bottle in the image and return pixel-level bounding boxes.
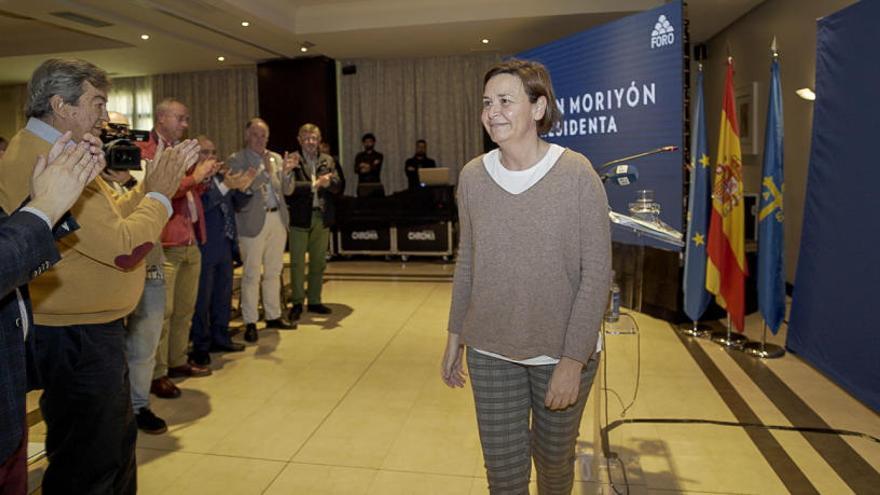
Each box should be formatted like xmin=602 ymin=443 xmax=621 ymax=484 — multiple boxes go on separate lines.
xmin=605 ymin=271 xmax=621 ymax=323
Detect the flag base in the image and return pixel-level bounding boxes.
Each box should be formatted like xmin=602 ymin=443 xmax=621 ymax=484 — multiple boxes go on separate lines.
xmin=742 ymin=341 xmax=785 ymax=359
xmin=710 ymin=330 xmax=748 ymax=348
xmin=678 ymin=321 xmax=712 ymax=338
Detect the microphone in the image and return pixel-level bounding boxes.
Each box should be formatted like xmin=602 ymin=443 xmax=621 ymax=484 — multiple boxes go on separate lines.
xmin=598 ymin=145 xmax=679 ymax=172
xmin=602 ymin=164 xmax=639 ymax=186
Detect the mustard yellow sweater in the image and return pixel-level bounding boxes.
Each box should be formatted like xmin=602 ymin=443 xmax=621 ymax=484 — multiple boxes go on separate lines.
xmin=0 ymin=126 xmax=169 ymax=325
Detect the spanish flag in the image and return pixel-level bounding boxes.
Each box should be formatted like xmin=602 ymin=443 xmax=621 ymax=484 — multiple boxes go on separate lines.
xmin=706 ymin=58 xmax=748 ymax=331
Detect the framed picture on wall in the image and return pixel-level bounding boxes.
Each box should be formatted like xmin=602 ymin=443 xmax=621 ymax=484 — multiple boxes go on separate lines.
xmin=736 ymin=82 xmax=759 ymax=156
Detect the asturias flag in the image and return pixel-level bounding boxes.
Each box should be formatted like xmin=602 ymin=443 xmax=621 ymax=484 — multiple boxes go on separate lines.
xmin=683 ymin=67 xmax=712 ymax=322
xmin=758 ymin=57 xmax=785 ymax=333
xmin=706 ymin=59 xmax=748 ymax=332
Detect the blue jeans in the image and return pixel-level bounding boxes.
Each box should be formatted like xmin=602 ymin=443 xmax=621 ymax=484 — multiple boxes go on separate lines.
xmin=125 ymin=278 xmax=165 ymax=411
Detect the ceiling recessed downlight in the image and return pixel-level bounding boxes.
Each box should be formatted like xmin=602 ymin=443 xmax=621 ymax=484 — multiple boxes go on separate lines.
xmin=217 ymin=56 xmax=225 ymax=62
xmin=241 ymin=21 xmax=250 ymax=27
xmin=140 ymin=34 xmax=150 ymax=40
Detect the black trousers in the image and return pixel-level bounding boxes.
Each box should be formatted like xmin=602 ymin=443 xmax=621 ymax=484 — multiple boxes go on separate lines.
xmin=33 ymin=320 xmax=137 ymax=495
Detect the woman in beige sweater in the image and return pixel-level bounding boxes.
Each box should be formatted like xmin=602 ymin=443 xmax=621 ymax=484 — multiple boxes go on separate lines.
xmin=442 ymin=59 xmax=611 ymax=494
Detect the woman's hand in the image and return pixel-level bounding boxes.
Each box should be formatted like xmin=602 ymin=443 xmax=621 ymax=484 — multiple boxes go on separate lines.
xmin=545 ymin=357 xmax=583 ymax=410
xmin=441 ymin=333 xmax=466 ymax=388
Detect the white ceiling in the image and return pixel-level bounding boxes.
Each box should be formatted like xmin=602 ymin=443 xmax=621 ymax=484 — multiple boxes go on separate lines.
xmin=0 ymin=0 xmax=764 ymax=84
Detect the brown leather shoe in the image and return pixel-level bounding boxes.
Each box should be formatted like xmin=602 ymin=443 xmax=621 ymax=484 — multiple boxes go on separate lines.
xmin=150 ymin=376 xmax=181 ymax=399
xmin=168 ymin=362 xmax=212 ymax=378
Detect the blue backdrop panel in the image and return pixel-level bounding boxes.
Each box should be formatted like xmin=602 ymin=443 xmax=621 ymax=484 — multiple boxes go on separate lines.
xmin=517 ymin=2 xmax=684 ymax=249
xmin=788 ymin=0 xmax=880 ymax=412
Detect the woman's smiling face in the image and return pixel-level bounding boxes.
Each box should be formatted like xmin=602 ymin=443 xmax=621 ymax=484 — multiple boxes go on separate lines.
xmin=481 ymin=73 xmax=545 ymax=146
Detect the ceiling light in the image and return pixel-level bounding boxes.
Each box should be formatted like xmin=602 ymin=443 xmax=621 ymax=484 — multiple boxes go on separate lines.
xmin=140 ymin=34 xmax=150 ymax=40
xmin=796 ymin=88 xmax=816 ymax=101
xmin=300 ymin=46 xmax=308 ymax=53
xmin=217 ymin=56 xmax=225 ymax=62
xmin=481 ymin=38 xmax=490 ymax=44
xmin=241 ymin=21 xmax=250 ymax=27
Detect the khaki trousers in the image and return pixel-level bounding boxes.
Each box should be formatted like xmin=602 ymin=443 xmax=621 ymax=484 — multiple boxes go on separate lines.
xmin=154 ymin=244 xmax=201 ymax=378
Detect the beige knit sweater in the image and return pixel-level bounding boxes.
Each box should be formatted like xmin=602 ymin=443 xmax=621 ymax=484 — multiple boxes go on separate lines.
xmin=0 ymin=127 xmax=169 ymax=326
xmin=447 ymin=148 xmax=611 ymax=364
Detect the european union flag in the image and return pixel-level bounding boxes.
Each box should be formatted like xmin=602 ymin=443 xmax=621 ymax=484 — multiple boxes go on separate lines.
xmin=683 ymin=68 xmax=712 ymax=322
xmin=758 ymin=57 xmax=786 ymax=333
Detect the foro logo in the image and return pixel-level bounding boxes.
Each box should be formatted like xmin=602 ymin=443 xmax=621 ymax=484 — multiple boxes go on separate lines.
xmin=407 ymin=230 xmax=436 ymax=241
xmin=351 ymin=230 xmax=379 ymax=240
xmin=651 ymin=14 xmax=675 ymax=49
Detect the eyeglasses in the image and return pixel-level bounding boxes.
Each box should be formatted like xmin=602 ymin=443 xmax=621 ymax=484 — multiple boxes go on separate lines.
xmin=200 ymin=149 xmax=218 ymax=156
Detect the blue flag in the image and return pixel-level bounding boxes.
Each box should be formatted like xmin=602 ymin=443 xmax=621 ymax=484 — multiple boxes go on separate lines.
xmin=683 ymin=68 xmax=712 ymax=321
xmin=758 ymin=58 xmax=785 ymax=333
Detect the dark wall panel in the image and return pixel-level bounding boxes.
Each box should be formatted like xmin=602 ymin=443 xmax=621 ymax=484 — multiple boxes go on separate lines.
xmin=257 ymin=56 xmax=338 ymax=157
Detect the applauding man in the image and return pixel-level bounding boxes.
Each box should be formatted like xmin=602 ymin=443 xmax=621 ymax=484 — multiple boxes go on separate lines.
xmin=284 ymin=124 xmax=342 ymax=321
xmin=0 ymin=134 xmax=102 ymax=494
xmin=0 ymin=58 xmax=198 ymax=494
xmin=227 ymin=118 xmax=295 ymax=343
xmin=189 ymin=135 xmax=257 ymax=365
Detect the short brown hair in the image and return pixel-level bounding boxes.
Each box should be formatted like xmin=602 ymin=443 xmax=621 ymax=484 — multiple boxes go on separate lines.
xmin=483 ymin=59 xmax=561 ymax=134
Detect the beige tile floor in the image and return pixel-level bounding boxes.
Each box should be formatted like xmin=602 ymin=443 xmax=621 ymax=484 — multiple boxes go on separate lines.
xmin=26 ymin=260 xmax=880 ymax=494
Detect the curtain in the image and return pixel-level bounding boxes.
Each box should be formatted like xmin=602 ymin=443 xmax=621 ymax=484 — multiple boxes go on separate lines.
xmin=339 ymin=54 xmax=499 ymax=196
xmin=151 ymin=67 xmax=259 ymax=159
xmin=108 ymin=76 xmax=154 ymax=130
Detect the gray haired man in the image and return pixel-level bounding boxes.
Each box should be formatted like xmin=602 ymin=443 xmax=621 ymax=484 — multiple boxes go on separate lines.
xmin=227 ymin=118 xmax=296 ymax=342
xmin=0 ymin=58 xmax=196 ymax=494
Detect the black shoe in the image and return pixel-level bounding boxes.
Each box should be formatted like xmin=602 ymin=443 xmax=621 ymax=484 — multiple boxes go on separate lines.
xmin=244 ymin=323 xmax=258 ymax=343
xmin=289 ymin=303 xmax=303 ymax=321
xmin=189 ymin=350 xmax=211 ymax=366
xmin=265 ymin=318 xmax=297 ymax=330
xmin=308 ymin=304 xmax=332 ymax=315
xmin=209 ymin=342 xmax=246 ymax=353
xmin=135 ymin=407 xmax=168 ymax=435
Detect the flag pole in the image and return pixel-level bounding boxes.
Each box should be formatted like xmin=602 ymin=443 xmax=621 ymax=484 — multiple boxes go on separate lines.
xmin=743 ymin=37 xmax=786 ymax=360
xmin=680 ymin=320 xmax=711 ymax=338
xmin=680 ymin=59 xmax=712 ymax=337
xmin=743 ymin=322 xmax=785 ymax=358
xmin=711 ymin=313 xmax=747 ymax=348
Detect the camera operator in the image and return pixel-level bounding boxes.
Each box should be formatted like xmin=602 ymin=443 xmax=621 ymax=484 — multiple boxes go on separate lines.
xmin=97 ymin=112 xmax=172 ymax=434
xmin=0 ymin=58 xmax=197 ymax=494
xmin=99 ymin=112 xmax=140 ymax=193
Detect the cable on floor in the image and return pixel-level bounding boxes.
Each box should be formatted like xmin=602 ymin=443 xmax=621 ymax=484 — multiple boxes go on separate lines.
xmin=598 ymin=313 xmax=880 ymax=495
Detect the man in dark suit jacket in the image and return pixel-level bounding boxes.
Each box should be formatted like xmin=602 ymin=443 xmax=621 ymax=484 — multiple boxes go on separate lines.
xmin=0 ymin=135 xmax=101 ymax=494
xmin=189 ymin=136 xmax=256 ymax=366
xmin=285 ymin=123 xmax=342 ymax=321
